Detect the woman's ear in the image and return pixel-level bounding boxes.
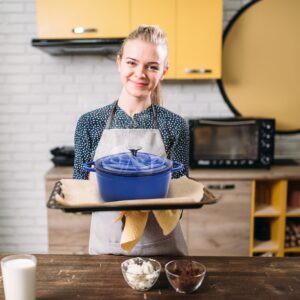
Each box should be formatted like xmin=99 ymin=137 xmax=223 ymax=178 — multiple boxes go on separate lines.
xmin=116 ymin=55 xmax=121 ymax=72
xmin=160 ymin=66 xmax=169 ymax=80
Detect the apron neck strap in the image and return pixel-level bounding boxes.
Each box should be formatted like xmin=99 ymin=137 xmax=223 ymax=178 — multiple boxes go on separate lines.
xmin=105 ymin=101 xmax=159 ymax=129
xmin=105 ymin=101 xmax=118 ymax=129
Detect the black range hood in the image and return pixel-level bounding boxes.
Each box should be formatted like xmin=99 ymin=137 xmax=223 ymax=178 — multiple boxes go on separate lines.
xmin=31 ymin=38 xmax=124 ymax=55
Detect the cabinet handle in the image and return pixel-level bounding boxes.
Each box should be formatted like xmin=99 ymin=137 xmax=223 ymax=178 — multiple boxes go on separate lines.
xmin=72 ymin=27 xmax=98 ymax=34
xmin=207 ymin=184 xmax=235 ymax=190
xmin=184 ymin=68 xmax=212 ymax=74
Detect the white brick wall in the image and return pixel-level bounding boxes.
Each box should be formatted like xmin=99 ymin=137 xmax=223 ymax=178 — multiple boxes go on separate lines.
xmin=0 ymin=0 xmax=299 ymax=253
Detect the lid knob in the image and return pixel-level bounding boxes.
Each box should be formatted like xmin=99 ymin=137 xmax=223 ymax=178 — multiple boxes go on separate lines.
xmin=128 ymin=146 xmax=142 ymax=157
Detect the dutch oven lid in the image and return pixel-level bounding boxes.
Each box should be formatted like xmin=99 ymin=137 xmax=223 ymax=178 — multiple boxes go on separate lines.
xmin=95 ymin=151 xmax=172 ymax=176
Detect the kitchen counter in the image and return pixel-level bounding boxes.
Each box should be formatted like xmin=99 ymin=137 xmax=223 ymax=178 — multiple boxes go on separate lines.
xmin=189 ymin=162 xmax=300 ymax=180
xmin=1 ymin=254 xmax=299 ymax=299
xmin=44 ymin=164 xmax=300 ymax=256
xmin=45 ymin=163 xmax=300 ymax=181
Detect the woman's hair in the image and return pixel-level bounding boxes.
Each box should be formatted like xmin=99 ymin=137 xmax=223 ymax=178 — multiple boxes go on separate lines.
xmin=118 ymin=24 xmax=168 ymax=106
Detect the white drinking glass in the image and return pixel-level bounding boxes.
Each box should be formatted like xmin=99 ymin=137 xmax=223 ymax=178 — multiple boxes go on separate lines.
xmin=1 ymin=254 xmax=37 ymax=300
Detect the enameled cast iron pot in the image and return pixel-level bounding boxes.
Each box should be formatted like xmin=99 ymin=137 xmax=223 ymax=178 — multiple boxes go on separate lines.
xmin=83 ymin=151 xmax=183 ymax=202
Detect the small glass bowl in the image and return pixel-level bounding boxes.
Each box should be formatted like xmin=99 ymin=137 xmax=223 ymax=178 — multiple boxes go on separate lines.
xmin=165 ymin=259 xmax=206 ymax=293
xmin=121 ymin=257 xmax=161 ymax=291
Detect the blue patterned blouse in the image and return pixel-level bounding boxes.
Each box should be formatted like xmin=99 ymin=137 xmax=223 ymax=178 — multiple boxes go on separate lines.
xmin=73 ymin=101 xmax=189 ymax=180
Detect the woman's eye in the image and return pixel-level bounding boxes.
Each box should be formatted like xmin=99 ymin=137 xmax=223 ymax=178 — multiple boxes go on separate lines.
xmin=126 ymin=61 xmax=136 ymax=66
xmin=148 ymin=65 xmax=159 ymax=71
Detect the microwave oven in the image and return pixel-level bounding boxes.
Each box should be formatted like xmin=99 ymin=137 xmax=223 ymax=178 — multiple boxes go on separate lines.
xmin=189 ymin=117 xmax=275 ymax=168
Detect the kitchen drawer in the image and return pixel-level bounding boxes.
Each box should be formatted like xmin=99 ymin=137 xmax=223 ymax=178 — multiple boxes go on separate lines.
xmin=46 ymin=179 xmax=90 ymax=254
xmin=47 ymin=210 xmax=90 ymax=254
xmin=181 ymin=180 xmax=252 ymax=256
xmin=199 ymin=180 xmax=252 ymax=196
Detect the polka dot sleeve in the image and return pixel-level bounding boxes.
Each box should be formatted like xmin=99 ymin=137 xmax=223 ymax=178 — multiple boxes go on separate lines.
xmin=73 ymin=114 xmax=94 ymax=180
xmin=168 ymin=117 xmax=189 ymax=179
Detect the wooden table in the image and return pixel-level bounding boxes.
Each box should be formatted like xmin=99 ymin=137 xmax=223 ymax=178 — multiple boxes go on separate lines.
xmin=1 ymin=254 xmax=300 ymax=299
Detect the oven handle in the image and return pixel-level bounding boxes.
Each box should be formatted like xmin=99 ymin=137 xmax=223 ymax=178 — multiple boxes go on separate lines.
xmin=198 ymin=120 xmax=256 ymax=126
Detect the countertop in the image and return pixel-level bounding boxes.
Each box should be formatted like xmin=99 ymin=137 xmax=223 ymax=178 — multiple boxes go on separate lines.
xmin=45 ymin=162 xmax=300 ymax=181
xmin=189 ymin=162 xmax=300 ymax=180
xmin=1 ymin=254 xmax=299 ymax=299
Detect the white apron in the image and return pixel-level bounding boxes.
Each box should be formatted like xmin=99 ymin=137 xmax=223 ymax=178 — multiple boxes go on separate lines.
xmin=88 ymin=102 xmax=188 ymax=256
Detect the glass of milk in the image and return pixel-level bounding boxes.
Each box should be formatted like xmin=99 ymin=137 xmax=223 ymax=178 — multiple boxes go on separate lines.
xmin=1 ymin=254 xmax=37 ymax=300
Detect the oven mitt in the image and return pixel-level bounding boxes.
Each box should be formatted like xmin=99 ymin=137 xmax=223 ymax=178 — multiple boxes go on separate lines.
xmin=153 ymin=210 xmax=182 ymax=235
xmin=114 ymin=211 xmax=149 ymax=251
xmin=114 ymin=209 xmax=181 ymax=252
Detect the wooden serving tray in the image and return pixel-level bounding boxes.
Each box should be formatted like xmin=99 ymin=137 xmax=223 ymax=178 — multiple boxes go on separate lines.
xmin=47 ymin=177 xmax=217 ymax=213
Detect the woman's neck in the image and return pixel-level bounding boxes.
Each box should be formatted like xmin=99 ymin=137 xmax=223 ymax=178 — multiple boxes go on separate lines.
xmin=118 ymin=93 xmax=151 ymax=117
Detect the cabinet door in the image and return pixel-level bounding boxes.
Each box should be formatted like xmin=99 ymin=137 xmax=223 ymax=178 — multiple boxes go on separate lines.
xmin=46 ymin=178 xmax=91 ymax=254
xmin=181 ymin=180 xmax=252 ymax=256
xmin=131 ymin=0 xmax=176 ymax=79
xmin=36 ymin=0 xmax=130 ymax=39
xmin=176 ymin=0 xmax=222 ymax=79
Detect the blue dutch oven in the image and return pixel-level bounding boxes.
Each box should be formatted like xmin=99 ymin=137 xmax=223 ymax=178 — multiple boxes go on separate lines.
xmin=83 ymin=150 xmax=183 ymax=202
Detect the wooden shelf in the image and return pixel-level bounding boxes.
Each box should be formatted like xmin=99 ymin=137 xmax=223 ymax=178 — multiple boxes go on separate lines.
xmin=254 ymin=206 xmax=280 ymax=217
xmin=253 ymin=240 xmax=279 ymax=253
xmin=250 ymin=180 xmax=288 ymax=257
xmin=284 ymin=247 xmax=300 ymax=253
xmin=286 ymin=207 xmax=300 ymax=217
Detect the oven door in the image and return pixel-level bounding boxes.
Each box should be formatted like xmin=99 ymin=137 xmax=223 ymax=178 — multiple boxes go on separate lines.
xmin=189 ymin=119 xmax=263 ymax=168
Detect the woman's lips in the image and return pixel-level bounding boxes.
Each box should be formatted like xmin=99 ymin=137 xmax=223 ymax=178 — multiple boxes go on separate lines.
xmin=129 ymin=80 xmax=148 ymax=88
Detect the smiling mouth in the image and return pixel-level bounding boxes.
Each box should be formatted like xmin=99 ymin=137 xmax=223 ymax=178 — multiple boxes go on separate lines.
xmin=129 ymin=80 xmax=148 ymax=87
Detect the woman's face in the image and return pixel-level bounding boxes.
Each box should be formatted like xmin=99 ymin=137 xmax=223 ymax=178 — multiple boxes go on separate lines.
xmin=117 ymin=39 xmax=168 ymax=101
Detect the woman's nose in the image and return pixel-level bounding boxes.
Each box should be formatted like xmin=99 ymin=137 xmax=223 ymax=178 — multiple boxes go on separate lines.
xmin=134 ymin=65 xmax=146 ymax=78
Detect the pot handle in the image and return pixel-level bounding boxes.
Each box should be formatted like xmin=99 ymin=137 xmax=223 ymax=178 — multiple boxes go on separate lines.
xmin=83 ymin=161 xmax=96 ymax=172
xmin=171 ymin=161 xmax=184 ymax=173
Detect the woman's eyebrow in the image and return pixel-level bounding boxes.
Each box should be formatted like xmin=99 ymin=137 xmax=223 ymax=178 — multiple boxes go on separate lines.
xmin=147 ymin=61 xmax=160 ymax=65
xmin=125 ymin=57 xmax=160 ymax=64
xmin=125 ymin=57 xmax=137 ymax=61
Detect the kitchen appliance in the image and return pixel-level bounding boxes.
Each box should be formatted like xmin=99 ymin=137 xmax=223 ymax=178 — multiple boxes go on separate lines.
xmin=50 ymin=146 xmax=74 ymax=166
xmin=83 ymin=150 xmax=183 ymax=202
xmin=189 ymin=117 xmax=275 ymax=169
xmin=31 ymin=38 xmax=123 ymax=55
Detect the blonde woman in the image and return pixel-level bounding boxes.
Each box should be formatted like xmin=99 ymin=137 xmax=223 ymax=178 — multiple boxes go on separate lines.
xmin=74 ymin=25 xmax=189 ymax=255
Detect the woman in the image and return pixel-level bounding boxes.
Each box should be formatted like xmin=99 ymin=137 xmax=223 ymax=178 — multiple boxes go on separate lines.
xmin=74 ymin=25 xmax=189 ymax=256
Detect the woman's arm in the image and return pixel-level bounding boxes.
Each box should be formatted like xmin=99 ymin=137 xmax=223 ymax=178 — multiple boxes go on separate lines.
xmin=169 ymin=118 xmax=189 ymax=179
xmin=73 ymin=114 xmax=93 ymax=180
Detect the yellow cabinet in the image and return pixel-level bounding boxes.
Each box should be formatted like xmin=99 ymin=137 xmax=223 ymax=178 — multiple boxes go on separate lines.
xmin=36 ymin=0 xmax=130 ymax=39
xmin=131 ymin=0 xmax=176 ymax=79
xmin=131 ymin=0 xmax=222 ymax=79
xmin=176 ymin=0 xmax=223 ymax=79
xmin=35 ymin=0 xmax=222 ymax=79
